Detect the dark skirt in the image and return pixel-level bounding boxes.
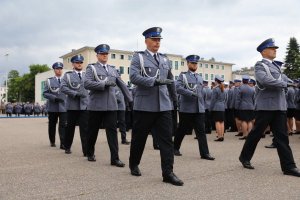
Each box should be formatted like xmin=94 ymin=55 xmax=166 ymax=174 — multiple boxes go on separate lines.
xmin=238 ymin=110 xmax=255 ymax=122
xmin=287 ymin=108 xmax=295 ymax=118
xmin=211 ymin=111 xmax=225 ymax=122
xmin=294 ymin=110 xmax=300 ymax=121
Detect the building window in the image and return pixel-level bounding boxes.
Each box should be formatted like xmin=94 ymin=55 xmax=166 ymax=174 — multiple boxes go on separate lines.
xmin=216 ymin=65 xmax=219 ymax=69
xmin=205 ymin=74 xmax=208 ymax=80
xmin=169 ymin=60 xmax=173 ymax=67
xmin=67 ymin=58 xmax=70 ymax=63
xmin=205 ymin=64 xmax=208 ymax=68
xmin=119 ymin=66 xmax=124 ymax=74
xmin=111 ymin=54 xmax=116 ymax=59
xmin=210 ymin=74 xmax=214 ymax=80
xmin=175 ymin=61 xmax=179 ymax=70
xmin=181 ymin=61 xmax=184 ymax=66
xmin=175 ymin=76 xmax=179 ymax=80
xmin=211 ymin=65 xmax=214 ymax=69
xmin=120 ymin=55 xmax=124 ymax=60
xmin=222 ymin=65 xmax=224 ymax=70
xmin=128 ymin=55 xmax=132 ymax=60
xmin=127 ymin=67 xmax=130 ymax=74
xmin=199 ymin=73 xmax=202 ymax=77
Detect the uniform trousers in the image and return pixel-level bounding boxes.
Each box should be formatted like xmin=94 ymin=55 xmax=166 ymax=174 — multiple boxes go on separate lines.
xmin=129 ymin=111 xmax=174 ymax=176
xmin=117 ymin=110 xmax=127 ymax=141
xmin=240 ymin=111 xmax=296 ymax=171
xmin=48 ymin=112 xmax=67 ymax=145
xmin=174 ymin=113 xmax=209 ymax=157
xmin=86 ymin=111 xmax=119 ymax=161
xmin=64 ymin=110 xmax=88 ymax=155
xmin=204 ymin=109 xmax=212 ymax=133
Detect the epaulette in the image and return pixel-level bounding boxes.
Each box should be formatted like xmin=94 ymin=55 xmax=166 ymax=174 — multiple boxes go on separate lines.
xmin=180 ymin=72 xmax=187 ymax=75
xmin=88 ymin=63 xmax=96 ymax=66
xmin=135 ymin=51 xmax=145 ymax=54
xmin=110 ymin=65 xmax=116 ymax=68
xmin=158 ymin=53 xmax=167 ymax=57
xmin=66 ymin=71 xmax=73 ymax=73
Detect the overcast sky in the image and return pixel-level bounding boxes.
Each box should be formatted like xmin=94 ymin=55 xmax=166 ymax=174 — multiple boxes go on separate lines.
xmin=0 ymin=0 xmax=300 ymax=78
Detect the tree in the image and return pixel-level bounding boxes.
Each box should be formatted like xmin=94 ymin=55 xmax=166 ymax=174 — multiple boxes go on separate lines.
xmin=7 ymin=64 xmax=50 ymax=102
xmin=283 ymin=37 xmax=300 ymax=79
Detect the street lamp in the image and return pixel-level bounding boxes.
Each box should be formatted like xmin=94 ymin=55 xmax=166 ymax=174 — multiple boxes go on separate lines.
xmin=4 ymin=53 xmax=9 ymax=103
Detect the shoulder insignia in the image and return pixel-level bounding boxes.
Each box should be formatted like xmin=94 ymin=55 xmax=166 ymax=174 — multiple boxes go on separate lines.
xmin=66 ymin=71 xmax=73 ymax=73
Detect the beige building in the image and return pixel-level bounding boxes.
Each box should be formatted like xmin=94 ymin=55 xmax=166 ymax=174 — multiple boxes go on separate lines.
xmin=35 ymin=46 xmax=234 ymax=104
xmin=232 ymin=67 xmax=255 ymax=81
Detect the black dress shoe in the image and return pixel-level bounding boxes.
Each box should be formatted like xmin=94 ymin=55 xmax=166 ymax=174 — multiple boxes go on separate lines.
xmin=60 ymin=144 xmax=66 ymax=150
xmin=239 ymin=136 xmax=247 ymax=140
xmin=174 ymin=149 xmax=182 ymax=156
xmin=194 ymin=136 xmax=198 ymax=139
xmin=214 ymin=137 xmax=224 ymax=142
xmin=163 ymin=172 xmax=184 ymax=186
xmin=265 ymin=131 xmax=271 ymax=134
xmin=235 ymin=132 xmax=243 ymax=137
xmin=265 ymin=143 xmax=276 ymax=148
xmin=239 ymin=157 xmax=254 ymax=169
xmin=111 ymin=159 xmax=125 ymax=167
xmin=65 ymin=149 xmax=72 ymax=154
xmin=283 ymin=168 xmax=300 ymax=177
xmin=121 ymin=140 xmax=130 ymax=145
xmin=130 ymin=166 xmax=141 ymax=176
xmin=50 ymin=143 xmax=56 ymax=147
xmin=201 ymin=154 xmax=215 ymax=160
xmin=288 ymin=132 xmax=293 ymax=136
xmin=88 ymin=155 xmax=96 ymax=162
xmin=83 ymin=153 xmax=87 ymax=157
xmin=261 ymin=134 xmax=266 ymax=138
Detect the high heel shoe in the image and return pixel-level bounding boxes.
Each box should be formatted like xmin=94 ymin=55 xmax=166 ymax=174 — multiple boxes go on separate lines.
xmin=214 ymin=137 xmax=224 ymax=142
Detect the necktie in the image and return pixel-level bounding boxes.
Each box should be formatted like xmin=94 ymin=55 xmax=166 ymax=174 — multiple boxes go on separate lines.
xmin=103 ymin=65 xmax=108 ymax=72
xmin=78 ymin=73 xmax=82 ymax=80
xmin=58 ymin=78 xmax=61 ymax=84
xmin=153 ymin=54 xmax=159 ymax=65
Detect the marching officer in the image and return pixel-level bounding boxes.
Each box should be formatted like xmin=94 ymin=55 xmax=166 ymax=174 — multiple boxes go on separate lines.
xmin=14 ymin=103 xmax=22 ymax=117
xmin=5 ymin=102 xmax=13 ymax=117
xmin=173 ymin=55 xmax=214 ymax=160
xmin=239 ymin=38 xmax=300 ymax=177
xmin=24 ymin=102 xmax=32 ymax=116
xmin=84 ymin=44 xmax=132 ymax=167
xmin=43 ymin=62 xmax=67 ymax=149
xmin=60 ymin=55 xmax=88 ymax=156
xmin=203 ymin=80 xmax=213 ymax=134
xmin=286 ymin=79 xmax=296 ymax=135
xmin=129 ymin=27 xmax=183 ymax=186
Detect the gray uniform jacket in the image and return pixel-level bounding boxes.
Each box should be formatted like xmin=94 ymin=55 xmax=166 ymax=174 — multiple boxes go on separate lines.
xmin=33 ymin=105 xmax=42 ymax=113
xmin=227 ymin=87 xmax=234 ymax=109
xmin=24 ymin=104 xmax=32 ymax=114
xmin=116 ymin=86 xmax=126 ymax=111
xmin=286 ymin=87 xmax=296 ymax=109
xmin=203 ymin=86 xmax=212 ymax=110
xmin=84 ymin=62 xmax=132 ymax=111
xmin=129 ymin=50 xmax=177 ymax=112
xmin=5 ymin=104 xmax=13 ymax=113
xmin=210 ymin=86 xmax=226 ymax=111
xmin=254 ymin=59 xmax=287 ymax=111
xmin=176 ymin=71 xmax=205 ymax=113
xmin=61 ymin=71 xmax=89 ymax=111
xmin=14 ymin=104 xmax=22 ymax=113
xmin=224 ymin=88 xmax=229 ymax=109
xmin=43 ymin=77 xmax=67 ymax=112
xmin=235 ymin=84 xmax=255 ymax=110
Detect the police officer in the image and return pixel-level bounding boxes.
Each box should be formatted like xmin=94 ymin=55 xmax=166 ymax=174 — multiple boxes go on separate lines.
xmin=5 ymin=102 xmax=13 ymax=117
xmin=239 ymin=38 xmax=300 ymax=177
xmin=43 ymin=62 xmax=67 ymax=149
xmin=33 ymin=103 xmax=42 ymax=116
xmin=84 ymin=44 xmax=132 ymax=167
xmin=227 ymin=81 xmax=238 ymax=132
xmin=129 ymin=27 xmax=183 ymax=186
xmin=203 ymin=80 xmax=212 ymax=134
xmin=60 ymin=55 xmax=88 ymax=156
xmin=14 ymin=103 xmax=22 ymax=117
xmin=173 ymin=55 xmax=214 ymax=160
xmin=235 ymin=75 xmax=255 ymax=140
xmin=286 ymin=79 xmax=296 ymax=135
xmin=115 ymin=84 xmax=130 ymax=145
xmin=24 ymin=102 xmax=32 ymax=116
xmin=210 ymin=75 xmax=226 ymax=141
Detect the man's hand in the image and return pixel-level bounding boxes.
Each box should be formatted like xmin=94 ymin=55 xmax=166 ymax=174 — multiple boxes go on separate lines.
xmin=154 ymin=79 xmax=174 ymax=86
xmin=191 ymin=92 xmax=198 ymax=98
xmin=54 ymin=97 xmax=64 ymax=103
xmin=105 ymin=80 xmax=116 ymax=87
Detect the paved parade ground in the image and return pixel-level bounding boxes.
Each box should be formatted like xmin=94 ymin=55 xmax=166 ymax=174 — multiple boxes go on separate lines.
xmin=1 ymin=117 xmax=300 ymax=200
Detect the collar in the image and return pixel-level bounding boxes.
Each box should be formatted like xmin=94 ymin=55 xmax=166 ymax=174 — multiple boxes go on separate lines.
xmin=55 ymin=76 xmax=61 ymax=80
xmin=97 ymin=61 xmax=107 ymax=67
xmin=188 ymin=70 xmax=196 ymax=75
xmin=146 ymin=49 xmax=158 ymax=57
xmin=262 ymin=58 xmax=273 ymax=63
xmin=74 ymin=70 xmax=83 ymax=74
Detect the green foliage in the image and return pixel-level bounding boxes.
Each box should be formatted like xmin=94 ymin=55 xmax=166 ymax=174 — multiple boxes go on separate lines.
xmin=283 ymin=37 xmax=300 ymax=79
xmin=7 ymin=64 xmax=50 ymax=102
